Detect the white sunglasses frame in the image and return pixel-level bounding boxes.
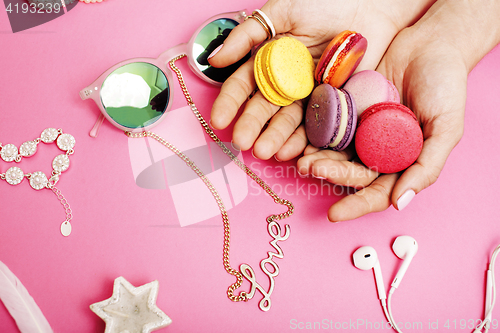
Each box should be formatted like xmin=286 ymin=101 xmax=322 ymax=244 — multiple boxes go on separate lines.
xmin=79 ymin=10 xmax=249 ymax=137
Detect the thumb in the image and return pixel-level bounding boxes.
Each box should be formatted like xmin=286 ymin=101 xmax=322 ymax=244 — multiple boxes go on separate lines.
xmin=208 ymin=5 xmax=279 ymax=68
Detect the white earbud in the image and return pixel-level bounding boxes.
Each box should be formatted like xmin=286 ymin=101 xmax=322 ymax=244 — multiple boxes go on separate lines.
xmin=391 ymin=235 xmax=418 ymax=289
xmin=353 ymin=237 xmax=418 ymax=333
xmin=353 ymin=246 xmax=387 ymax=300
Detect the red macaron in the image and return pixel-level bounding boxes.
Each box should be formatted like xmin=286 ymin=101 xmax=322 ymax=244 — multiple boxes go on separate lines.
xmin=355 ymin=102 xmax=423 ymax=174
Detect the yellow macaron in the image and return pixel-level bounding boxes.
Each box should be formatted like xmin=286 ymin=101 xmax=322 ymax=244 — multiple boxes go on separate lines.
xmin=254 ymin=37 xmax=315 ymax=106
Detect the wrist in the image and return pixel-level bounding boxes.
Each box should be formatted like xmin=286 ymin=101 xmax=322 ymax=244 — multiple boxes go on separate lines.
xmin=414 ymin=0 xmax=500 ymax=72
xmin=391 ymin=0 xmax=437 ymax=29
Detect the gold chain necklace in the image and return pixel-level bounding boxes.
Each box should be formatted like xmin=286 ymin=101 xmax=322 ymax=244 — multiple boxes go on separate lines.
xmin=126 ymin=55 xmax=294 ymax=311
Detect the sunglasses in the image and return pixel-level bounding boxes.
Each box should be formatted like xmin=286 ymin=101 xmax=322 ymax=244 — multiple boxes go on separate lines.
xmin=80 ymin=10 xmax=251 ymax=137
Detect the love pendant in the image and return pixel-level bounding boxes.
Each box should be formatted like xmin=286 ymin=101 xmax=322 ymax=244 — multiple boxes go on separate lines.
xmin=239 ymin=217 xmax=291 ymax=312
xmin=136 ymin=56 xmax=296 ymax=312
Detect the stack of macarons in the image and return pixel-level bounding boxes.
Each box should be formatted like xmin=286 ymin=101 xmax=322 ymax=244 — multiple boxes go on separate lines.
xmin=341 ymin=70 xmax=423 ymax=173
xmin=254 ymin=37 xmax=315 ymax=106
xmin=250 ymin=30 xmax=423 ymax=173
xmin=305 ymin=30 xmax=367 ymax=151
xmin=304 ymin=31 xmax=423 ymax=173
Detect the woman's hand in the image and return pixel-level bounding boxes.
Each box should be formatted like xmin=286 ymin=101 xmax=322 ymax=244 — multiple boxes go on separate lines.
xmin=298 ymin=0 xmax=500 ymax=221
xmin=209 ymin=0 xmax=433 ymax=160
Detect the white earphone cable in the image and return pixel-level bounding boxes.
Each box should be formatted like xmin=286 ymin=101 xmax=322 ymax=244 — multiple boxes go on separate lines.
xmin=474 ymin=244 xmax=499 ymax=333
xmin=381 ymin=299 xmax=399 ymax=332
xmin=358 ymin=240 xmax=499 ymax=333
xmin=384 ymin=245 xmax=499 ymax=333
xmin=387 ymin=287 xmax=404 ymax=333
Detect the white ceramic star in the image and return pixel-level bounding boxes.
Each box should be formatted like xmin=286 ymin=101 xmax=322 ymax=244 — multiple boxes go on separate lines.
xmin=90 ymin=276 xmax=172 ymax=333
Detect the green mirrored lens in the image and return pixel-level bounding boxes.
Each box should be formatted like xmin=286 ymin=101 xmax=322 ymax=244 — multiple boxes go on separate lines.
xmin=193 ymin=18 xmax=251 ymax=83
xmin=101 ymin=62 xmax=169 ymax=129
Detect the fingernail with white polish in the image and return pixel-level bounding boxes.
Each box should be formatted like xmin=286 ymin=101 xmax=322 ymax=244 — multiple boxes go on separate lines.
xmin=397 ymin=189 xmax=416 ymax=211
xmin=251 ymin=149 xmax=258 ymax=159
xmin=231 ymin=140 xmax=241 ymax=151
xmin=313 ymin=175 xmax=327 ymax=180
xmin=208 ymin=44 xmax=223 ymax=60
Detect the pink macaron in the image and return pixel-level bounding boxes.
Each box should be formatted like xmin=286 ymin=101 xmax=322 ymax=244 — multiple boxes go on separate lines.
xmin=343 ymin=70 xmax=400 ymax=116
xmin=355 ymin=102 xmax=423 ymax=173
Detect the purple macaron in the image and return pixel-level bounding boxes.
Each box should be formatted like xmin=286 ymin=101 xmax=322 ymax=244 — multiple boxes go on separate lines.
xmin=305 ymin=83 xmax=357 ymax=151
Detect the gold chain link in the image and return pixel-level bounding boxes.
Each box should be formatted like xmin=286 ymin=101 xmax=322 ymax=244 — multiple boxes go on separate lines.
xmin=127 ymin=54 xmax=294 ymax=303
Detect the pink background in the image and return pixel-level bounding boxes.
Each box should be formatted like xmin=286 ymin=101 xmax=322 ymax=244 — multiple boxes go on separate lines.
xmin=1 ymin=0 xmax=499 ymax=332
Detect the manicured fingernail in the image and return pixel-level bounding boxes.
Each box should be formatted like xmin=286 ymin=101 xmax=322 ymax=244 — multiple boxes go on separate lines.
xmin=231 ymin=140 xmax=241 ymax=151
xmin=397 ymin=189 xmax=416 ymax=211
xmin=251 ymin=149 xmax=257 ymax=159
xmin=313 ymin=175 xmax=327 ymax=180
xmin=297 ymin=166 xmax=308 ymax=177
xmin=207 ymin=44 xmax=223 ymax=60
xmin=274 ymin=155 xmax=281 ymax=162
xmin=208 ymin=119 xmax=214 ymax=129
xmin=328 ymin=216 xmax=340 ymax=223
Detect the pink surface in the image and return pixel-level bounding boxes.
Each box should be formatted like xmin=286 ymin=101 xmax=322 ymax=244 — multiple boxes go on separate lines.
xmin=0 ymin=1 xmax=500 ymax=332
xmin=127 ymin=106 xmax=248 ymax=226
